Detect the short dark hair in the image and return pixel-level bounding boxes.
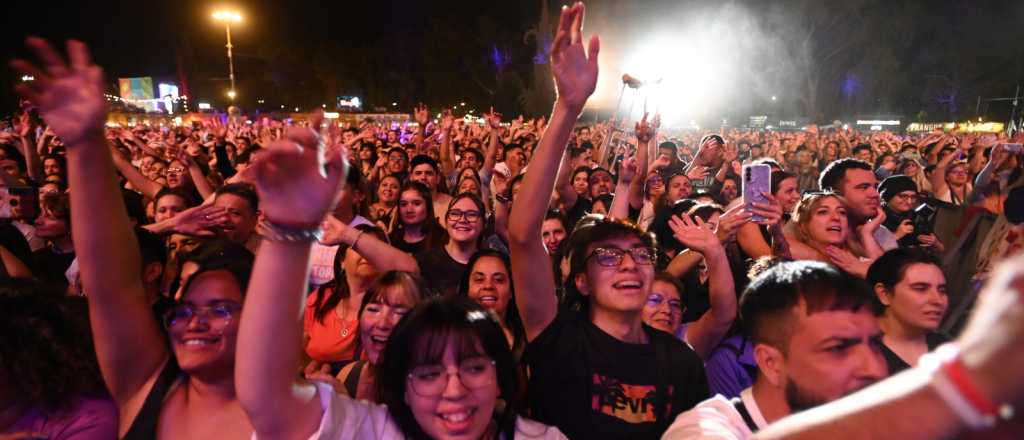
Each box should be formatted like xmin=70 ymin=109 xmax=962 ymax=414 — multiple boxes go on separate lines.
xmin=658 ymin=141 xmax=678 ymax=154
xmin=740 ymin=260 xmax=878 ymax=351
xmin=155 ymin=186 xmax=200 ymax=209
xmin=136 ymin=227 xmax=167 ymax=267
xmin=215 ymin=182 xmax=259 ymax=214
xmin=409 ymin=154 xmax=440 ymax=174
xmin=851 ymin=144 xmax=873 ymax=157
xmin=649 ymin=199 xmax=700 ymax=254
xmin=174 ymin=239 xmax=255 ymax=300
xmin=866 ymin=247 xmax=943 ymax=293
xmin=565 ymin=215 xmax=656 ymax=312
xmin=819 ymin=158 xmax=873 ymax=192
xmin=377 ymin=296 xmax=525 ymax=439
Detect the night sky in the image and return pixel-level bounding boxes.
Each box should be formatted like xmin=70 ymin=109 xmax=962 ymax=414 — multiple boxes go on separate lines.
xmin=2 ymin=0 xmax=1023 ymax=123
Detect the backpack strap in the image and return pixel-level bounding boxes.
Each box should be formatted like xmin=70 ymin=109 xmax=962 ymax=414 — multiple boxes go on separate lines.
xmin=730 ymin=396 xmax=759 ymax=433
xmin=343 ymin=360 xmax=367 ymax=397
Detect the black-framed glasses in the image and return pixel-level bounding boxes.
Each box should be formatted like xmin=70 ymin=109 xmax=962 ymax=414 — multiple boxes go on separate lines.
xmin=407 ymin=356 xmax=496 ymax=397
xmin=586 ymin=246 xmax=658 ymax=267
xmin=446 ymin=209 xmax=482 ymax=223
xmin=646 ymin=293 xmax=683 ymax=313
xmin=893 ymin=192 xmax=919 ymax=203
xmin=162 ymin=302 xmax=241 ymax=332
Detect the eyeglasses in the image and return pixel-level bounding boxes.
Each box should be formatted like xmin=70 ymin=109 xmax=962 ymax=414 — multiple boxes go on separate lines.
xmin=162 ymin=302 xmax=241 ymax=332
xmin=893 ymin=193 xmax=919 ymax=202
xmin=947 ymin=169 xmax=969 ymax=176
xmin=407 ymin=356 xmax=496 ymax=397
xmin=165 ymin=167 xmax=186 ymax=175
xmin=446 ymin=209 xmax=482 ymax=222
xmin=646 ymin=293 xmax=683 ymax=312
xmin=586 ymin=247 xmax=658 ymax=267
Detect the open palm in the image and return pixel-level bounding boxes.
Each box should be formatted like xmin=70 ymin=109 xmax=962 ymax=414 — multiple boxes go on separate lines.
xmin=550 ymin=2 xmax=600 ymax=114
xmin=11 ymin=38 xmax=106 ymax=146
xmin=250 ymin=113 xmax=349 ymax=228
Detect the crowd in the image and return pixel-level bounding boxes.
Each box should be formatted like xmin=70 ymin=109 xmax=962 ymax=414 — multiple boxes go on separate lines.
xmin=3 ymin=3 xmax=1024 ymax=440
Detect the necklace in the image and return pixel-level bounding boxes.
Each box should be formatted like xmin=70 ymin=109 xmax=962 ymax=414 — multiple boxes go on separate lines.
xmin=337 ymin=301 xmax=353 ymax=338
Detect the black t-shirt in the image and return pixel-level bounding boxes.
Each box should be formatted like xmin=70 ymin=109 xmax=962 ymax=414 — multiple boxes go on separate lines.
xmin=524 ymin=310 xmax=709 ymax=440
xmin=0 ymin=221 xmax=32 ymax=270
xmin=415 ymin=246 xmax=468 ymax=297
xmin=881 ymin=332 xmax=950 ymax=375
xmin=31 ymin=247 xmax=75 ymax=291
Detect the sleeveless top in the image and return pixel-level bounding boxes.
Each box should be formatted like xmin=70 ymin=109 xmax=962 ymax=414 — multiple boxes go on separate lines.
xmin=122 ymin=358 xmax=183 ymax=440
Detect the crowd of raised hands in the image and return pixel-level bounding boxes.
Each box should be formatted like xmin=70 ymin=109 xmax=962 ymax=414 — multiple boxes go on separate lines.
xmin=3 ymin=3 xmax=1024 ymax=440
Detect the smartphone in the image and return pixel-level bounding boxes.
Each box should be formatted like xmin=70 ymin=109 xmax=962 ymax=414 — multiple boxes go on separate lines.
xmin=0 ymin=187 xmax=39 ymax=220
xmin=743 ymin=164 xmax=772 ymax=223
xmin=1003 ymin=143 xmax=1023 ymax=154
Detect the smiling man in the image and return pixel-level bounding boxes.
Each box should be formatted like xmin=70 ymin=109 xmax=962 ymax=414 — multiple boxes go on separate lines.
xmin=663 ymin=261 xmax=887 ymax=439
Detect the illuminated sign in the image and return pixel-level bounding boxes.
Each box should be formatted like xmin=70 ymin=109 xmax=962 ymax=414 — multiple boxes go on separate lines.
xmin=336 ymin=96 xmax=362 ymax=111
xmin=198 ymin=102 xmax=211 ymax=110
xmin=856 ymin=119 xmax=901 ymax=126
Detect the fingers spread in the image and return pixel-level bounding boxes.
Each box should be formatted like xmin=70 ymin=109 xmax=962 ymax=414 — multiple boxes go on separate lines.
xmin=26 ymin=37 xmax=69 ymax=78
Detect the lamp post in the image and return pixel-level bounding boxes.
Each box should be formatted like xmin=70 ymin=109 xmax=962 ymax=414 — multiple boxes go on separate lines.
xmin=212 ymin=10 xmax=243 ymax=100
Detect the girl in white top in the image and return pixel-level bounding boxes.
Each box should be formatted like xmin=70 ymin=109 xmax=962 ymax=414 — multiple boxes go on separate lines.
xmin=234 ymin=114 xmax=564 ymax=440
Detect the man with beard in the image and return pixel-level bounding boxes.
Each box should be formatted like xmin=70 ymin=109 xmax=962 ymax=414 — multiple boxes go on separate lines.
xmin=662 ymin=261 xmax=887 ymax=439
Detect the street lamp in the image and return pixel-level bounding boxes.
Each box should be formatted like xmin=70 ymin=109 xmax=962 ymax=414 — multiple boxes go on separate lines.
xmin=212 ymin=9 xmax=243 ymax=100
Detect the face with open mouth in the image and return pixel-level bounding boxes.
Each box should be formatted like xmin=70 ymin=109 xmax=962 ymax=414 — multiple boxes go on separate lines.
xmin=581 ymin=236 xmax=655 ymax=314
xmin=406 ymin=341 xmax=499 ymax=440
xmin=807 ymin=196 xmax=849 ymax=246
xmin=445 ymin=198 xmax=484 ymax=244
xmin=377 ymin=176 xmax=401 ymax=204
xmin=359 ymin=287 xmax=416 ymax=364
xmin=642 ymin=279 xmax=683 ymax=334
xmin=879 ymin=262 xmax=948 ymax=332
xmin=167 ymin=269 xmax=244 ymax=376
xmin=467 ymin=256 xmax=511 ymax=317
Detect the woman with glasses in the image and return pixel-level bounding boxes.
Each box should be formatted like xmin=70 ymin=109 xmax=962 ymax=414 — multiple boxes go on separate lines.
xmin=507 ymin=7 xmax=710 ymax=437
xmin=24 ymin=39 xmax=259 ymax=438
xmin=416 ymin=192 xmax=489 ymax=297
xmin=878 ymin=175 xmax=944 ymax=252
xmin=233 ymin=113 xmax=564 ymax=440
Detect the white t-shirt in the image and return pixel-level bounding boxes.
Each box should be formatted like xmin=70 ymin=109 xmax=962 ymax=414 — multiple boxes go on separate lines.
xmin=308 ymin=215 xmax=372 ymax=287
xmin=661 ymin=388 xmax=769 ymax=440
xmin=269 ymin=382 xmax=567 ymax=440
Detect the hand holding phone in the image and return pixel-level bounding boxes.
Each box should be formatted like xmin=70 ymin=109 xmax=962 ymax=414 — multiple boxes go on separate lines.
xmin=743 ymin=164 xmax=771 ymax=223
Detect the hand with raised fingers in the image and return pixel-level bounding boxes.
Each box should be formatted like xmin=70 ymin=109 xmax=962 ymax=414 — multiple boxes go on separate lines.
xmin=413 ymin=104 xmax=429 ymax=127
xmin=748 ymin=192 xmax=784 ymax=226
xmin=168 ymin=204 xmax=231 ymax=237
xmin=618 ymin=154 xmax=637 ymax=186
xmin=249 ymin=111 xmax=349 ymax=228
xmin=634 ymin=112 xmax=653 ymax=144
xmin=669 ymin=213 xmax=724 ymax=256
xmin=484 ymin=107 xmax=502 ymax=130
xmin=550 ymin=2 xmax=600 ymax=114
xmin=10 ymin=38 xmax=106 ymax=147
xmin=715 ymin=204 xmax=753 ymax=242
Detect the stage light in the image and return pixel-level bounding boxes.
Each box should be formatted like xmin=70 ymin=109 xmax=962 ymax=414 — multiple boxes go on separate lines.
xmin=771 ymin=95 xmax=777 ymax=101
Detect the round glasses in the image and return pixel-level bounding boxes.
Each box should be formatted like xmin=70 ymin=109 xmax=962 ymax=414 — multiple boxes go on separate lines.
xmin=446 ymin=209 xmax=482 ymax=223
xmin=586 ymin=247 xmax=658 ymax=267
xmin=407 ymin=357 xmax=496 ymax=397
xmin=162 ymin=302 xmax=241 ymax=332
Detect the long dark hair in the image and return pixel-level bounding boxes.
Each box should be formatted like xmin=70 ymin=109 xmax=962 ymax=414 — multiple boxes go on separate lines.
xmin=311 ymin=224 xmax=387 ymax=324
xmin=376 ymin=296 xmax=525 ymax=439
xmin=459 ymin=249 xmax=527 ymax=358
xmin=0 ymin=279 xmax=107 ymax=415
xmin=389 ymin=181 xmax=445 ymax=249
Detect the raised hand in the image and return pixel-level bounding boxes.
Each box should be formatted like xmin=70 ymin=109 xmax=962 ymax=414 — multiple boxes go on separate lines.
xmin=413 ymin=104 xmax=429 ymax=127
xmin=618 ymin=154 xmax=637 ymax=185
xmin=715 ymin=204 xmax=753 ymax=242
xmin=249 ymin=111 xmax=349 ymax=228
xmin=10 ymin=38 xmax=105 ymax=146
xmin=668 ymin=213 xmax=723 ymax=255
xmin=440 ymin=108 xmax=455 ymax=132
xmin=748 ymin=192 xmax=783 ymax=226
xmin=550 ymin=2 xmax=600 ymax=114
xmin=163 ymin=204 xmax=231 ymax=237
xmin=634 ymin=112 xmax=653 ymax=144
xmin=484 ymin=106 xmax=502 ymax=130
xmin=651 ymin=154 xmax=672 ymax=171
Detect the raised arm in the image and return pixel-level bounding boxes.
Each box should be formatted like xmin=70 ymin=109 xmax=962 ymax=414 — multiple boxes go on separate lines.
xmin=554 ymin=147 xmax=579 ymax=211
xmin=628 ymin=113 xmax=653 ymax=210
xmin=110 ymin=145 xmax=164 ymax=198
xmin=481 ymin=107 xmax=502 ymax=182
xmin=929 ymin=138 xmax=958 ymax=195
xmin=16 ymin=113 xmax=45 ymax=183
xmin=235 ymin=113 xmax=348 ymax=440
xmin=608 ymin=155 xmax=635 ymax=220
xmin=669 ymin=214 xmax=736 ymax=359
xmin=320 ymin=214 xmax=418 ymax=273
xmin=12 ymin=38 xmax=169 ymax=405
xmin=509 ymin=2 xmax=599 ymax=342
xmin=437 ymin=110 xmax=456 ymax=177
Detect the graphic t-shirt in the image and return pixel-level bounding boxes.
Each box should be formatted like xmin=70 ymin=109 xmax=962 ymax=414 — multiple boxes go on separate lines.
xmin=524 ymin=310 xmax=709 ymax=440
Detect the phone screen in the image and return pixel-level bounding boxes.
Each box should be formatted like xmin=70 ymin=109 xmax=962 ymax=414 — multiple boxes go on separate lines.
xmin=743 ymin=164 xmax=772 ymax=223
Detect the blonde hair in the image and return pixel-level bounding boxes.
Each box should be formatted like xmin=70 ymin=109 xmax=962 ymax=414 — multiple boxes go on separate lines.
xmin=786 ymin=192 xmax=867 ymax=257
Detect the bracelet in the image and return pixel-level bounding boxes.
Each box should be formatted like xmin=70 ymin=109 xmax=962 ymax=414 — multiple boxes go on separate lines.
xmin=922 ymin=344 xmax=1010 ymax=429
xmin=260 ymin=219 xmax=323 ymax=243
xmin=350 ymin=229 xmax=366 ymax=251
